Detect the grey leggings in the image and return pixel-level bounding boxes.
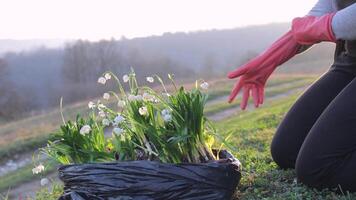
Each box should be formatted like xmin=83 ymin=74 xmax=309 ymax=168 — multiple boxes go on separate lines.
xmin=271 ymin=43 xmax=356 ymax=192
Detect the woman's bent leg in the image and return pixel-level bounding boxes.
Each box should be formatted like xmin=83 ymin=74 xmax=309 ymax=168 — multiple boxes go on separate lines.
xmin=271 ymin=70 xmax=355 ymax=169
xmin=296 ymin=77 xmax=356 ymax=192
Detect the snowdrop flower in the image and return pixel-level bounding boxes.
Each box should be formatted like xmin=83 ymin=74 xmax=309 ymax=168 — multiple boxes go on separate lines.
xmin=102 ymin=119 xmax=110 ymax=126
xmin=80 ymin=125 xmax=91 ymax=135
xmin=162 ymin=93 xmax=171 ymax=97
xmin=113 ymin=127 xmax=124 ymax=135
xmin=163 ymin=114 xmax=172 ymax=122
xmin=146 ymin=76 xmax=154 ymax=83
xmin=98 ymin=110 xmax=106 ymax=118
xmin=40 ymin=178 xmax=49 ymax=186
xmin=104 ymin=73 xmax=111 ymax=80
xmin=117 ymin=100 xmax=126 ymax=108
xmin=114 ymin=114 xmax=125 ymax=124
xmin=98 ymin=103 xmax=106 ymax=110
xmin=139 ymin=106 xmax=148 ymax=116
xmin=161 ymin=109 xmax=171 ymax=116
xmin=98 ymin=77 xmax=106 ymax=85
xmin=88 ymin=101 xmax=96 ymax=109
xmin=123 ymin=74 xmax=129 ymax=83
xmin=103 ymin=93 xmax=110 ymax=100
xmin=200 ymin=82 xmax=209 ymax=90
xmin=32 ymin=164 xmax=45 ymax=174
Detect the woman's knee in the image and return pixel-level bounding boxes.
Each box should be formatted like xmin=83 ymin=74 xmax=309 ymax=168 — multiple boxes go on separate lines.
xmin=270 ymin=134 xmax=295 ymax=169
xmin=295 ymin=151 xmax=323 ymax=189
xmin=295 ymin=157 xmax=314 ymax=187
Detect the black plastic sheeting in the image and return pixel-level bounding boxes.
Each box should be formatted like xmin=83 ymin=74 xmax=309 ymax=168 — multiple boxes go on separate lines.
xmin=58 ymin=150 xmax=241 ymax=200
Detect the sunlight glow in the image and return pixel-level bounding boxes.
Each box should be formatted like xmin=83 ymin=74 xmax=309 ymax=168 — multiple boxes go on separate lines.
xmin=0 ymin=0 xmax=317 ymax=40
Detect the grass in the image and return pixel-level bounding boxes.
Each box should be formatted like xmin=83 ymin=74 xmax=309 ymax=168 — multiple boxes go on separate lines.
xmin=7 ymin=74 xmax=346 ymax=199
xmin=206 ymin=75 xmax=313 ymax=102
xmin=215 ymin=93 xmax=356 ymax=200
xmin=34 ymin=182 xmax=63 ymax=200
xmin=0 ymin=74 xmax=314 ymax=162
xmin=0 ymin=75 xmax=316 ymax=194
xmin=205 ymin=77 xmax=315 ymax=116
xmin=28 ymin=87 xmax=356 ymax=200
xmin=0 ymin=101 xmax=92 ymax=162
xmin=0 ymin=160 xmax=57 ymax=193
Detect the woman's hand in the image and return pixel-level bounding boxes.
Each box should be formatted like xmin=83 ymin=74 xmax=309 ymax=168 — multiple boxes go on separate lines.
xmin=228 ymin=31 xmax=302 ymax=110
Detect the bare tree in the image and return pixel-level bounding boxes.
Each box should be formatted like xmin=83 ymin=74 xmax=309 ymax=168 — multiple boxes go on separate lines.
xmin=0 ymin=59 xmax=27 ymax=120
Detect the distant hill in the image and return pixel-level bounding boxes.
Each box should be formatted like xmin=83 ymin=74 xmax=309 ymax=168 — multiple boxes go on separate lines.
xmin=0 ymin=39 xmax=68 ymax=55
xmin=121 ymin=23 xmax=334 ymax=73
xmin=0 ymin=23 xmax=335 ymax=73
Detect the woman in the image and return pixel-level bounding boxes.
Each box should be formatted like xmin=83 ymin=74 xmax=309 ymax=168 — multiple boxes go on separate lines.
xmin=228 ymin=0 xmax=356 ymax=192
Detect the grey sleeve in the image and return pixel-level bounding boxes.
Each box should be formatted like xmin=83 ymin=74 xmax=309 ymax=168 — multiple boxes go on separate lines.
xmin=308 ymin=0 xmax=335 ymax=16
xmin=332 ymin=4 xmax=356 ymax=40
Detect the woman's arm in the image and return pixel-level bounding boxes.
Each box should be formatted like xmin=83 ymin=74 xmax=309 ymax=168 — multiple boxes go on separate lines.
xmin=332 ymin=3 xmax=356 ymax=40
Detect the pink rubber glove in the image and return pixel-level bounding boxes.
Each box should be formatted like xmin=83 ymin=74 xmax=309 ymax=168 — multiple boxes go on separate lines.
xmin=227 ymin=31 xmax=302 ymax=110
xmin=292 ymin=13 xmax=336 ymax=45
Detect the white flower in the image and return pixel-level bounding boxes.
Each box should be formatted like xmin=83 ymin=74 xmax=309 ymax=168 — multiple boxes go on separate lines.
xmin=98 ymin=103 xmax=106 ymax=110
xmin=104 ymin=73 xmax=111 ymax=80
xmin=40 ymin=178 xmax=49 ymax=186
xmin=123 ymin=74 xmax=129 ymax=83
xmin=200 ymin=82 xmax=209 ymax=90
xmin=113 ymin=127 xmax=124 ymax=135
xmin=117 ymin=100 xmax=126 ymax=108
xmin=114 ymin=114 xmax=125 ymax=124
xmin=161 ymin=109 xmax=170 ymax=116
xmin=146 ymin=76 xmax=154 ymax=83
xmin=139 ymin=106 xmax=148 ymax=116
xmin=102 ymin=119 xmax=110 ymax=126
xmin=80 ymin=125 xmax=91 ymax=135
xmin=163 ymin=114 xmax=172 ymax=122
xmin=162 ymin=93 xmax=171 ymax=97
xmin=88 ymin=101 xmax=96 ymax=109
xmin=98 ymin=110 xmax=106 ymax=118
xmin=32 ymin=164 xmax=45 ymax=174
xmin=103 ymin=93 xmax=110 ymax=100
xmin=98 ymin=77 xmax=106 ymax=85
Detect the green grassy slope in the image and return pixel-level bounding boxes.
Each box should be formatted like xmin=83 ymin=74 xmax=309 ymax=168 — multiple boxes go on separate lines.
xmin=216 ymin=94 xmax=356 ymax=200
xmin=8 ymin=74 xmax=353 ymax=200
xmin=27 ymin=81 xmax=356 ymax=200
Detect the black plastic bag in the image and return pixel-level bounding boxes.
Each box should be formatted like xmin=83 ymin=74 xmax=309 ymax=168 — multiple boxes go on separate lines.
xmin=58 ymin=150 xmax=241 ymax=200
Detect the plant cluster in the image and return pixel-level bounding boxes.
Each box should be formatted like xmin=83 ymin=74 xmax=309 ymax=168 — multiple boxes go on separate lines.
xmin=43 ymin=71 xmax=225 ymax=164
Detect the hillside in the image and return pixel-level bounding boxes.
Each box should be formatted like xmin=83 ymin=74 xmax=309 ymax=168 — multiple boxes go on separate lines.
xmin=0 ymin=23 xmax=335 ymax=125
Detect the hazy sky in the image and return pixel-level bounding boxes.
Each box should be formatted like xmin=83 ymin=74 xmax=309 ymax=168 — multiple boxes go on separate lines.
xmin=0 ymin=0 xmax=317 ymax=40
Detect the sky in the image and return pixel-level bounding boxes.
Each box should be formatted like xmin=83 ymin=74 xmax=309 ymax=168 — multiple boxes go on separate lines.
xmin=0 ymin=0 xmax=317 ymax=41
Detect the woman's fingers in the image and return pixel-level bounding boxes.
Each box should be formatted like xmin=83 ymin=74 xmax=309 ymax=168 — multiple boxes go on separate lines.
xmin=240 ymin=85 xmax=251 ymax=110
xmin=229 ymin=79 xmax=266 ymax=109
xmin=227 ymin=65 xmax=249 ymax=79
xmin=251 ymin=85 xmax=259 ymax=108
xmin=258 ymin=86 xmax=264 ymax=104
xmin=228 ymin=80 xmax=243 ymax=103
